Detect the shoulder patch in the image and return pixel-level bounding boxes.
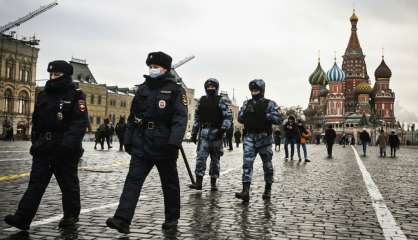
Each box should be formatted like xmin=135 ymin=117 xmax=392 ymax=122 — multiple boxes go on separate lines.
xmin=78 ymin=99 xmax=87 ymax=112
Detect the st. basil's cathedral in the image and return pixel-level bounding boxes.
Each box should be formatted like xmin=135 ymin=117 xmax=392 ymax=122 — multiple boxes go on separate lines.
xmin=305 ymin=10 xmax=396 ymax=142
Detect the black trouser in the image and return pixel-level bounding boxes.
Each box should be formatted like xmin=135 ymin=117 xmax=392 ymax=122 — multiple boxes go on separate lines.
xmin=228 ymin=136 xmax=233 ymax=150
xmin=390 ymin=147 xmax=397 ymax=157
xmin=118 ymin=137 xmax=124 ymax=151
xmin=114 ymin=155 xmax=180 ymax=224
xmin=102 ymin=136 xmax=111 ymax=149
xmin=14 ymin=154 xmax=80 ymax=224
xmin=327 ymin=142 xmax=334 ymax=157
xmin=236 ymin=142 xmax=240 ymax=148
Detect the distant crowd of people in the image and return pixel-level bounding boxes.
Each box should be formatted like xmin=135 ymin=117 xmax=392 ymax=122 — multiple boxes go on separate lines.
xmin=94 ymin=117 xmax=127 ymax=151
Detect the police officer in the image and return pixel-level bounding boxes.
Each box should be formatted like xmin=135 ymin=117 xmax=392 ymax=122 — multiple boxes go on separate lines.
xmin=189 ymin=78 xmax=232 ymax=191
xmin=235 ymin=79 xmax=282 ymax=202
xmin=4 ymin=60 xmax=88 ymax=230
xmin=106 ymin=51 xmax=188 ymax=233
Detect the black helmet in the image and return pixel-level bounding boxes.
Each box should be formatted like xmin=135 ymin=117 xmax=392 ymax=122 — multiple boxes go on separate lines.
xmin=204 ymin=78 xmax=219 ymax=89
xmin=249 ymin=79 xmax=265 ymax=95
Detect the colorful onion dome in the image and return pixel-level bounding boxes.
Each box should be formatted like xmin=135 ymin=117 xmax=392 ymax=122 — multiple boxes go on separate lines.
xmin=327 ymin=62 xmax=346 ymax=82
xmin=374 ymin=59 xmax=392 ymax=79
xmin=355 ymin=81 xmax=372 ymax=95
xmin=319 ymin=86 xmax=329 ymax=97
xmin=309 ymin=62 xmax=328 ymax=86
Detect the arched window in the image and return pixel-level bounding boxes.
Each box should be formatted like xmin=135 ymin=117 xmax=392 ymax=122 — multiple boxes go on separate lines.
xmin=6 ymin=59 xmax=14 ymax=79
xmin=18 ymin=91 xmax=30 ymax=114
xmin=20 ymin=67 xmax=31 ymax=83
xmin=4 ymin=89 xmax=14 ymax=113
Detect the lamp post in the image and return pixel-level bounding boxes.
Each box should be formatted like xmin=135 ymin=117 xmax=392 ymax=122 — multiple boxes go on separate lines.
xmin=412 ymin=123 xmax=416 ymax=145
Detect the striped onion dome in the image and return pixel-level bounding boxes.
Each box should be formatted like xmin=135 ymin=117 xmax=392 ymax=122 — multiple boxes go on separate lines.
xmin=355 ymin=81 xmax=372 ymax=95
xmin=327 ymin=62 xmax=346 ymax=82
xmin=308 ymin=62 xmax=328 ymax=86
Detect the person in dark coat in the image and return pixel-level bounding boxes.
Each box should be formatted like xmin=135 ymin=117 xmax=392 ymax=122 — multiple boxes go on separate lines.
xmin=359 ymin=128 xmax=371 ymax=156
xmin=227 ymin=122 xmax=234 ymax=151
xmin=106 ymin=51 xmax=187 ymax=233
xmin=283 ymin=115 xmax=300 ymax=160
xmin=4 ymin=60 xmax=88 ymax=230
xmin=94 ymin=127 xmax=104 ymax=150
xmin=234 ymin=129 xmax=242 ymax=148
xmin=388 ymin=131 xmax=400 ymax=158
xmin=274 ymin=130 xmax=281 ymax=152
xmin=324 ymin=125 xmax=336 ymax=158
xmin=109 ymin=123 xmax=115 ymax=144
xmin=115 ymin=116 xmax=127 ymax=151
xmin=103 ymin=119 xmax=112 ymax=149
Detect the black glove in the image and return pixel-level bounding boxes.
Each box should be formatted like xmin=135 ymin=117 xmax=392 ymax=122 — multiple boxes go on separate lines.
xmin=191 ymin=134 xmax=197 ymax=144
xmin=216 ymin=129 xmax=226 ymax=140
xmin=124 ymin=144 xmax=132 ymax=155
xmin=165 ymin=144 xmax=179 ymax=155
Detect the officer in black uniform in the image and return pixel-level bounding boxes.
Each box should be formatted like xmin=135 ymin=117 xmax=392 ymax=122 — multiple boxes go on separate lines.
xmin=106 ymin=51 xmax=188 ymax=233
xmin=4 ymin=60 xmax=89 ymax=230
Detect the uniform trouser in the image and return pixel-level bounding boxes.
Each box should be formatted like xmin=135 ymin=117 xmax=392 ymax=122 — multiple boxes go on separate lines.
xmin=284 ymin=137 xmax=296 ymax=158
xmin=15 ymin=154 xmax=80 ymax=224
xmin=297 ymin=143 xmax=308 ymax=160
xmin=242 ymin=136 xmax=274 ymax=184
xmin=327 ymin=143 xmax=334 ymax=156
xmin=114 ymin=155 xmax=180 ymax=224
xmin=195 ymin=138 xmax=223 ymax=178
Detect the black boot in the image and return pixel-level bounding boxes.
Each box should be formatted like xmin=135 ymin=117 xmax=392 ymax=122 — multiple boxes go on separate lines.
xmin=188 ymin=176 xmax=203 ymax=190
xmin=235 ymin=183 xmax=250 ymax=202
xmin=4 ymin=214 xmax=30 ymax=231
xmin=262 ymin=183 xmax=272 ymax=200
xmin=106 ymin=217 xmax=130 ymax=234
xmin=210 ymin=178 xmax=218 ymax=191
xmin=58 ymin=216 xmax=79 ymax=228
xmin=162 ymin=219 xmax=178 ymax=230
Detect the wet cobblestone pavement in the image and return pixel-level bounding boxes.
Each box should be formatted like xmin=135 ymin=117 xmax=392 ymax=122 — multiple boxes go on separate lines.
xmin=0 ymin=141 xmax=417 ymax=239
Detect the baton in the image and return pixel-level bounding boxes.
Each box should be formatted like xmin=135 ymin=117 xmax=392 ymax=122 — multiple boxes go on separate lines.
xmin=179 ymin=145 xmax=195 ymax=185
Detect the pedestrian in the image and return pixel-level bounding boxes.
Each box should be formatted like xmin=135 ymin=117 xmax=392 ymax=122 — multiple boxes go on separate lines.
xmin=341 ymin=133 xmax=347 ymax=147
xmin=109 ymin=123 xmax=115 ymax=144
xmin=376 ymin=129 xmax=388 ymax=158
xmin=115 ymin=116 xmax=127 ymax=151
xmin=283 ymin=115 xmax=300 ymax=160
xmin=359 ymin=128 xmax=371 ymax=156
xmin=316 ymin=134 xmax=321 ymax=145
xmin=324 ymin=124 xmax=336 ymax=158
xmin=388 ymin=131 xmax=400 ymax=158
xmin=4 ymin=60 xmax=88 ymax=230
xmin=235 ymin=79 xmax=282 ymax=202
xmin=99 ymin=119 xmax=112 ymax=149
xmin=94 ymin=127 xmax=104 ymax=150
xmin=106 ymin=51 xmax=187 ymax=233
xmin=227 ymin=122 xmax=234 ymax=151
xmin=189 ymin=78 xmax=232 ymax=191
xmin=234 ymin=129 xmax=242 ymax=148
xmin=296 ymin=120 xmax=311 ymax=162
xmin=273 ymin=129 xmax=281 ymax=152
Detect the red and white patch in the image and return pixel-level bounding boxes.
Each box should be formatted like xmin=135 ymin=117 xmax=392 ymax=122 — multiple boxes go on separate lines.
xmin=78 ymin=100 xmax=86 ymax=112
xmin=159 ymin=100 xmax=167 ymax=109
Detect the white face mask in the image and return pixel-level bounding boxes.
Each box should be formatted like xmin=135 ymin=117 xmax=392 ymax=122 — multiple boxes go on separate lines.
xmin=149 ymin=68 xmax=162 ymax=78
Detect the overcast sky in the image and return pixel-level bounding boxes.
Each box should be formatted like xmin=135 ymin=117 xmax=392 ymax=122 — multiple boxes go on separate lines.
xmin=1 ymin=0 xmax=417 ymax=123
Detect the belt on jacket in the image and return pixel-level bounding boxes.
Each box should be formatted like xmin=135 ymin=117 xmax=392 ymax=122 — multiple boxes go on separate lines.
xmin=39 ymin=132 xmax=63 ymax=141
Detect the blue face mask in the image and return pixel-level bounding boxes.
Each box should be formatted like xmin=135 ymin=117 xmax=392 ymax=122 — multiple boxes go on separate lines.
xmin=149 ymin=68 xmax=162 ymax=78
